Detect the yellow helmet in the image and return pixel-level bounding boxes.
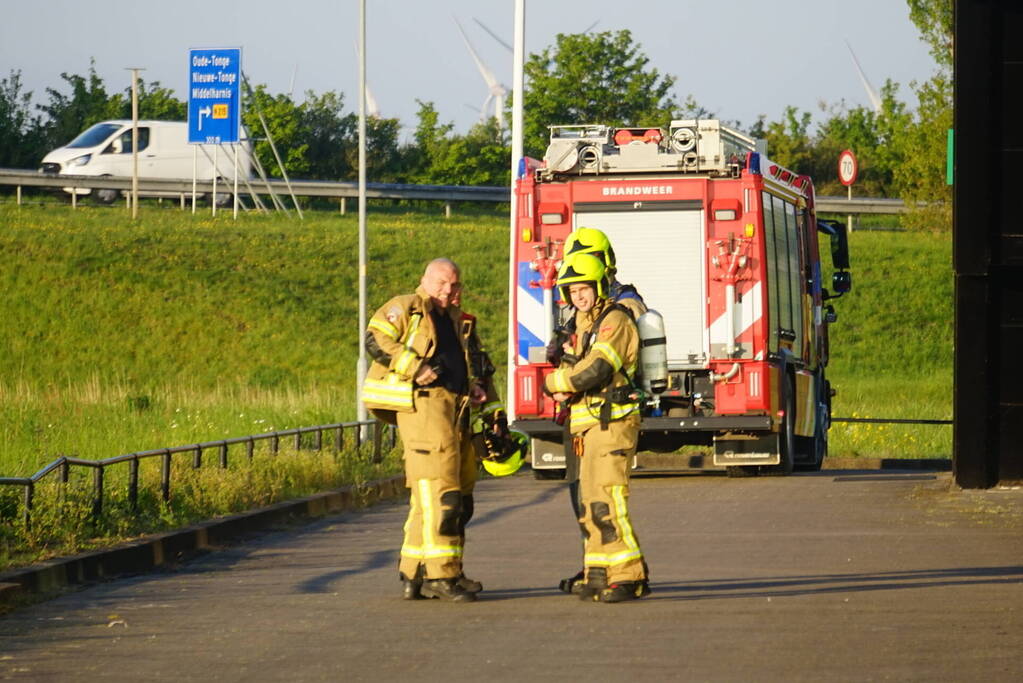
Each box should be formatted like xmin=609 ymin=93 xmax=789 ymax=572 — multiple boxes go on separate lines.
xmin=564 ymin=227 xmax=616 ymax=270
xmin=481 ymin=430 xmax=528 ymax=477
xmin=557 ymin=252 xmax=608 ymax=303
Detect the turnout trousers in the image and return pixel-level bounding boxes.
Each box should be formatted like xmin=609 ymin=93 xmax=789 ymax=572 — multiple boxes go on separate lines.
xmin=396 ymin=387 xmax=471 ymax=580
xmin=577 ymin=414 xmax=646 ymax=585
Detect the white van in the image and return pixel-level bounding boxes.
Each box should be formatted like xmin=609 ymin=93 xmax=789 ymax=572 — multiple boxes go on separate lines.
xmin=40 ymin=120 xmax=254 ymax=204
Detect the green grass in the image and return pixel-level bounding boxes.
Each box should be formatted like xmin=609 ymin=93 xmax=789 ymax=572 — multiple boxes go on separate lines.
xmin=824 ymin=230 xmax=952 ymax=457
xmin=0 ymin=203 xmax=509 ymax=474
xmin=0 ymin=203 xmax=952 ymax=567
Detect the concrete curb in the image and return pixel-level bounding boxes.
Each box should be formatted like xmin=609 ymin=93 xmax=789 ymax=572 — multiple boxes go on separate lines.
xmin=0 ymin=474 xmax=406 ymax=609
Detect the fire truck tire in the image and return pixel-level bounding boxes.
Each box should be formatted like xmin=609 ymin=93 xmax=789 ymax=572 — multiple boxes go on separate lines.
xmin=726 ymin=465 xmax=759 ymax=478
xmin=533 ymin=468 xmax=566 ymax=480
xmin=795 ymin=429 xmax=827 ymax=471
xmin=762 ymin=373 xmax=796 ymax=476
xmin=795 ymin=377 xmax=829 ymax=471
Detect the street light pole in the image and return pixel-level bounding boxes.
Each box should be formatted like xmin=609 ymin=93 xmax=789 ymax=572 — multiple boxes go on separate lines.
xmin=506 ymin=0 xmax=525 ymax=421
xmin=356 ymin=0 xmax=368 ymax=429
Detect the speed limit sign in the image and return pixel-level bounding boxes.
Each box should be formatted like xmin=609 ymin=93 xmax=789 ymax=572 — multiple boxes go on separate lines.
xmin=838 ymin=149 xmax=858 ymax=186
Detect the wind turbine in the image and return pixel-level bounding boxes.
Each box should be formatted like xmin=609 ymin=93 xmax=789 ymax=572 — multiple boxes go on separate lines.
xmin=353 ymin=42 xmax=381 ymax=117
xmin=454 ymin=17 xmax=508 ymax=129
xmin=845 ymin=40 xmax=882 ymax=114
xmin=473 ymin=17 xmax=600 ymax=54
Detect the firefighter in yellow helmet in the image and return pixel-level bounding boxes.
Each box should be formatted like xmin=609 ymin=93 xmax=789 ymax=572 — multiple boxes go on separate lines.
xmin=362 ymin=258 xmax=493 ymax=603
xmin=554 ymin=227 xmax=648 ymax=595
xmin=544 ymin=253 xmax=650 ymax=602
xmin=562 ymin=226 xmax=647 ymax=321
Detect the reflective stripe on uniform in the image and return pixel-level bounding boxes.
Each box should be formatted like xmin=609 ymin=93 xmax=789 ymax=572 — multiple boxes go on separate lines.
xmin=394 ymin=349 xmax=420 ymax=376
xmin=369 ymin=317 xmax=399 ymax=340
xmin=584 ymin=484 xmax=643 ymax=567
xmin=363 ymin=374 xmax=413 ymax=409
xmin=400 ymin=490 xmax=421 ymax=559
xmin=548 ymin=369 xmax=574 ymax=393
xmin=590 ymin=341 xmax=623 ymax=371
xmin=569 ymin=400 xmax=639 ymax=430
xmin=416 ymin=479 xmax=462 ymax=560
xmin=480 ymin=401 xmax=504 ymax=415
xmin=393 ymin=314 xmax=424 ymax=376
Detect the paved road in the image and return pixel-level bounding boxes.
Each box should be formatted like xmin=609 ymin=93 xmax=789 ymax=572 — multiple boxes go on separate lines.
xmin=1 ymin=470 xmax=1021 ymax=682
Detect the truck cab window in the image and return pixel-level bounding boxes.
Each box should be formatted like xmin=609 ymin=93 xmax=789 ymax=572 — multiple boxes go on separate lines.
xmin=103 ymin=128 xmax=150 ymax=154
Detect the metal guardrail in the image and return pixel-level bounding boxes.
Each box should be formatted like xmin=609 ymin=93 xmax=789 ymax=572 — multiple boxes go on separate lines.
xmin=0 ymin=419 xmax=397 ymax=530
xmin=0 ymin=168 xmax=911 ymax=215
xmin=0 ymin=168 xmax=508 ymax=204
xmin=815 ymin=196 xmax=909 ymax=215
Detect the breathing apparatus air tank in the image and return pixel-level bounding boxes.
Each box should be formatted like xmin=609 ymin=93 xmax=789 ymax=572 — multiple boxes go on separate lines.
xmin=636 ymin=309 xmax=668 ymax=394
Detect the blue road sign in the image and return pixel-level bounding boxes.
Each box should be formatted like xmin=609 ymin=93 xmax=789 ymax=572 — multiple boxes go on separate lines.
xmin=188 ymin=48 xmax=241 ymax=144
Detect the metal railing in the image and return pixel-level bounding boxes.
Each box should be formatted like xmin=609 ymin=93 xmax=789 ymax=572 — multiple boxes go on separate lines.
xmin=0 ymin=419 xmax=397 ymax=530
xmin=0 ymin=168 xmax=912 ymax=215
xmin=0 ymin=168 xmax=508 ymax=205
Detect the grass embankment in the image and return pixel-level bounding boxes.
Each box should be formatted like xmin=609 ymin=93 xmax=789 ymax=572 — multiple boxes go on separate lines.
xmin=0 ymin=203 xmax=508 ymax=568
xmin=824 ymin=229 xmax=952 ymax=457
xmin=0 ymin=204 xmax=951 ymax=567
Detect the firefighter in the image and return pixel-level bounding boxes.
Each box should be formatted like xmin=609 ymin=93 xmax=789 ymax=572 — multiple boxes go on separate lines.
xmin=552 ymin=227 xmax=649 ymax=595
xmin=450 ymin=286 xmax=509 ymax=583
xmin=562 ymin=226 xmax=647 ymax=320
xmin=544 ymin=253 xmax=650 ymax=603
xmin=362 ymin=258 xmax=489 ymax=603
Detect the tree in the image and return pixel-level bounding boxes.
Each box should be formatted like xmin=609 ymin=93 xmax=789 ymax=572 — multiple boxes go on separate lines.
xmin=242 ymin=85 xmax=309 ymax=178
xmin=36 ymin=61 xmax=113 ymax=150
xmin=907 ymin=0 xmax=953 ymax=70
xmin=105 ymin=79 xmax=186 ymax=121
xmin=409 ymin=101 xmax=510 ymax=186
xmin=339 ymin=114 xmax=409 ymax=183
xmin=522 ymin=30 xmax=681 ymax=157
xmin=0 ymin=70 xmax=45 ymax=168
xmin=891 ymin=74 xmax=952 ymax=231
xmin=751 ymin=106 xmax=814 ymax=179
xmin=297 ymin=90 xmax=354 ymax=180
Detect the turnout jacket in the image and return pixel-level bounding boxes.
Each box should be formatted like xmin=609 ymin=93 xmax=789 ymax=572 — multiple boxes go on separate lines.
xmin=362 ymin=286 xmax=500 ymax=423
xmin=544 ymin=299 xmax=640 ymax=434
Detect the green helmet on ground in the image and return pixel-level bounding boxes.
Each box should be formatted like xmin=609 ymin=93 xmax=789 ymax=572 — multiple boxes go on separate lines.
xmin=482 ymin=430 xmax=528 ymax=477
xmin=564 ymin=227 xmax=616 ymax=271
xmin=556 ymin=252 xmax=609 ymax=302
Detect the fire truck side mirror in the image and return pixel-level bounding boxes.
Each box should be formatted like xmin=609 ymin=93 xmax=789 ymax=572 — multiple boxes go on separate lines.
xmin=831 ymin=271 xmax=853 ymax=297
xmin=817 ymin=219 xmax=851 ymax=271
xmin=829 ymin=224 xmax=851 ymax=271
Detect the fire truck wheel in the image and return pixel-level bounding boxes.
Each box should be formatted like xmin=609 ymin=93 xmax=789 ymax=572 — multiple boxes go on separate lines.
xmin=762 ymin=374 xmax=796 ymax=476
xmin=726 ymin=465 xmax=759 ymax=478
xmin=795 ymin=429 xmax=827 ymax=472
xmin=533 ymin=468 xmax=566 ymax=480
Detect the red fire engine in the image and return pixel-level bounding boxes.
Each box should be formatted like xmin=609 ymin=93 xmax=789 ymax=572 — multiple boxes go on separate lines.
xmin=509 ymin=120 xmax=851 ymax=477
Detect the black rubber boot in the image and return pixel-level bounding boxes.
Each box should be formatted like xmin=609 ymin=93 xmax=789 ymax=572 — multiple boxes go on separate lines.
xmin=456 ymin=573 xmax=483 ymax=593
xmin=559 ymin=570 xmax=585 ymax=595
xmin=421 ymin=578 xmax=477 ymax=602
xmin=400 ymin=565 xmax=425 ymax=600
xmin=577 ymin=567 xmax=609 ymax=602
xmin=597 ymin=580 xmax=652 ymax=603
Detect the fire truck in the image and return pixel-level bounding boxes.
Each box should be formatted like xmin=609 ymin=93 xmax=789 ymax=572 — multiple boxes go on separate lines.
xmin=509 ymin=120 xmax=852 ymax=477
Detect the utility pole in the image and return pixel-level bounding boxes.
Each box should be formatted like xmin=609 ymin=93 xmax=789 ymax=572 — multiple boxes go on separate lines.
xmin=127 ymin=67 xmax=144 ymax=220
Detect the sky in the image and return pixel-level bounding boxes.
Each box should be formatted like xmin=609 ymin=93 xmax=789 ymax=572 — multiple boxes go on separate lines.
xmin=1 ymin=1 xmax=939 ymax=141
